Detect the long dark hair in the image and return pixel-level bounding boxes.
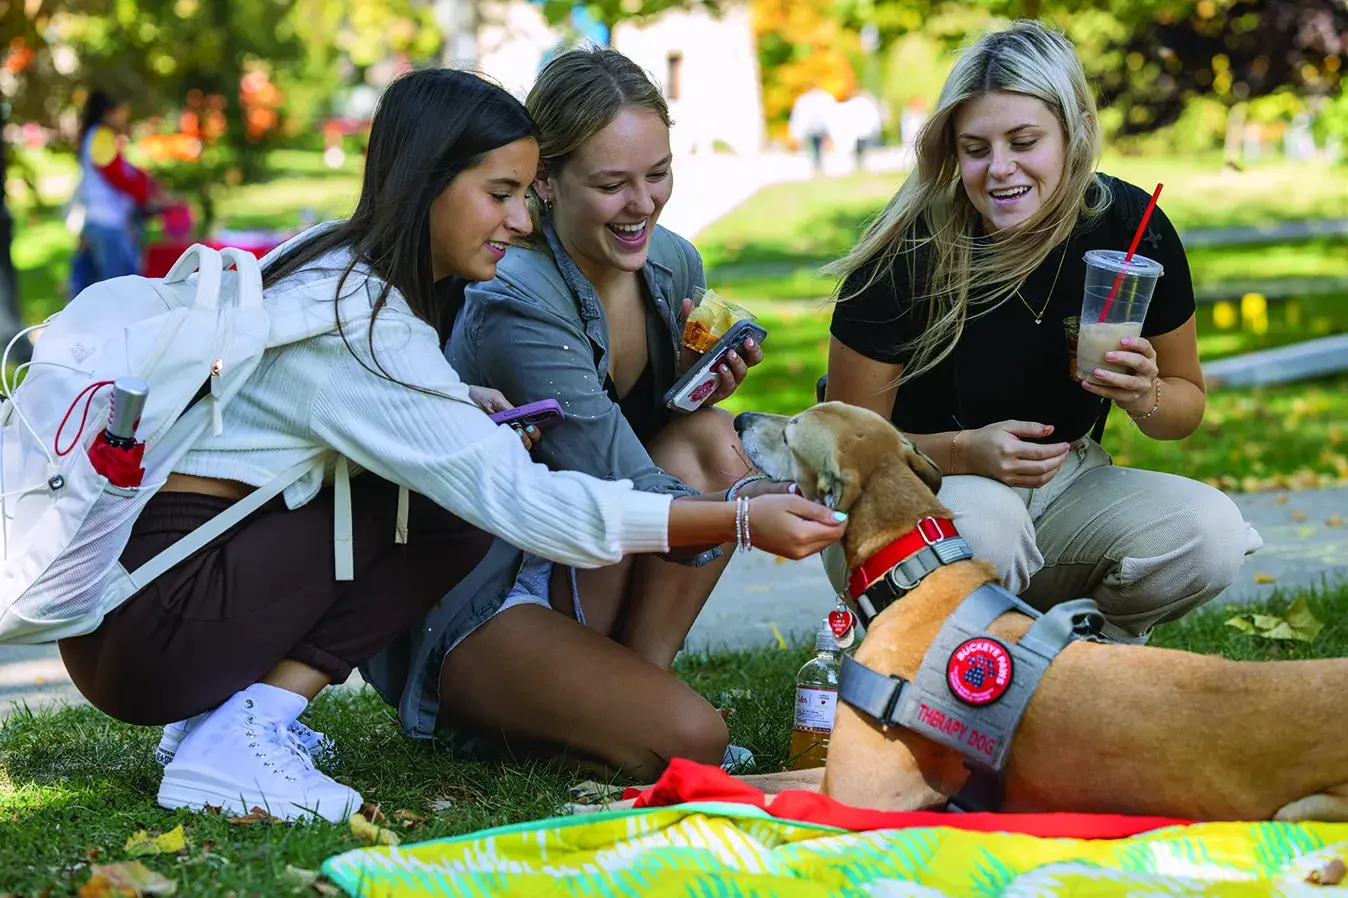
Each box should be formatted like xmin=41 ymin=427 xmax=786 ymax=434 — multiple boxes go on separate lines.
xmin=80 ymin=90 xmax=120 ymax=144
xmin=262 ymin=68 xmax=537 ymax=386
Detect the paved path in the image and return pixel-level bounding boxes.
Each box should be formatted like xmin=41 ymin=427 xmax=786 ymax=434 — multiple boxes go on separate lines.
xmin=683 ymin=484 xmax=1348 ymax=652
xmin=3 ymin=485 xmax=1344 ymax=718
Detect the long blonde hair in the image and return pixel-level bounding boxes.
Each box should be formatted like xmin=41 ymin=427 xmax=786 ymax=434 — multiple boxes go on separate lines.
xmin=523 ymin=45 xmax=672 ymax=247
xmin=826 ymin=20 xmax=1109 ymax=381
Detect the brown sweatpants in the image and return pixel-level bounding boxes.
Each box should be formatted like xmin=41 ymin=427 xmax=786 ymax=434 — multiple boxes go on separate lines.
xmin=59 ymin=475 xmax=493 ymax=726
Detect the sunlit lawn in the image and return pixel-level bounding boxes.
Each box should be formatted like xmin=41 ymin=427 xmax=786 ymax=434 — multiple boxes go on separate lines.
xmin=2 ymin=582 xmax=1346 ymax=895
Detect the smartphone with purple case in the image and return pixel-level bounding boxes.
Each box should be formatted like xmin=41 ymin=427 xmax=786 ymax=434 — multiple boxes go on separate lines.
xmin=489 ymin=398 xmax=565 ymax=429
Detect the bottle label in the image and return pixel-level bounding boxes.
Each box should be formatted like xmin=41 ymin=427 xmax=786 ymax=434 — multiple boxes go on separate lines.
xmin=793 ymin=686 xmax=837 ymax=733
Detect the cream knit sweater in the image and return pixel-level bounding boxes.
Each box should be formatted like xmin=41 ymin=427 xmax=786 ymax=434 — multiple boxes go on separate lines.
xmin=173 ymin=244 xmax=671 ymax=569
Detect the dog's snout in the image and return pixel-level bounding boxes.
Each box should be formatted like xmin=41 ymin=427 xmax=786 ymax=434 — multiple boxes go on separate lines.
xmin=733 ymin=412 xmax=759 ymax=435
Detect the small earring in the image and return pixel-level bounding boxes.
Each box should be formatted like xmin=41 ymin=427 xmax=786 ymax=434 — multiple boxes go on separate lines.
xmin=542 ymin=197 xmax=553 ymax=212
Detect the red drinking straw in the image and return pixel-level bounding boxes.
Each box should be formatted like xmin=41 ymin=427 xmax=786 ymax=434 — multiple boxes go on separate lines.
xmin=1097 ymin=182 xmax=1164 ymax=323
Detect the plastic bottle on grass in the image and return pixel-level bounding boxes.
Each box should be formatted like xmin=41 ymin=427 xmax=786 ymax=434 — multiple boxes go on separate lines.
xmin=788 ymin=623 xmax=841 ymax=770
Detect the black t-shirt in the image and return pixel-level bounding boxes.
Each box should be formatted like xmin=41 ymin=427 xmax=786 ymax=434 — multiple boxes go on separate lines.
xmin=830 ymin=175 xmax=1195 ymax=443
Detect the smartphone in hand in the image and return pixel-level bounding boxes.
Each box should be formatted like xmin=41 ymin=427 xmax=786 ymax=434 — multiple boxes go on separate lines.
xmin=664 ymin=319 xmax=768 ymax=413
xmin=489 ymin=398 xmax=565 ymax=429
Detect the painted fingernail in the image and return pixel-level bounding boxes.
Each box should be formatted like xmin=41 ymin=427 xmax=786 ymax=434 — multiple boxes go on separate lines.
xmin=1105 ymin=352 xmax=1117 ymax=360
xmin=526 ymin=425 xmax=537 ymax=434
xmin=744 ymin=338 xmax=756 ymax=349
xmin=833 ymin=511 xmax=848 ymax=522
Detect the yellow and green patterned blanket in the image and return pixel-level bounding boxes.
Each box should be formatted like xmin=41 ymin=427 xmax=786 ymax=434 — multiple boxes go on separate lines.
xmin=323 ymin=801 xmax=1348 ymax=896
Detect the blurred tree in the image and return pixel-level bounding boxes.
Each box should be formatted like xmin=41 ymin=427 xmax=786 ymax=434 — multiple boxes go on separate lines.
xmin=539 ymin=0 xmax=721 ymax=27
xmin=752 ymin=0 xmax=860 ymax=142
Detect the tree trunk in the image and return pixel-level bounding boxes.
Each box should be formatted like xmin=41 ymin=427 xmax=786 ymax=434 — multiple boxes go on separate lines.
xmin=1224 ymin=101 xmax=1248 ymax=170
xmin=0 ymin=105 xmax=33 ymax=368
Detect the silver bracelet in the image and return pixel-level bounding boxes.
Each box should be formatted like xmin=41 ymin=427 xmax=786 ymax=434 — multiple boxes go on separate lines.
xmin=1128 ymin=378 xmax=1162 ymax=425
xmin=726 ymin=473 xmax=767 ymax=502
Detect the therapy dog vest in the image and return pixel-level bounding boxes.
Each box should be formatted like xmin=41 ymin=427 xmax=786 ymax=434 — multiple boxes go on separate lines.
xmin=837 ymin=517 xmax=1104 ymax=811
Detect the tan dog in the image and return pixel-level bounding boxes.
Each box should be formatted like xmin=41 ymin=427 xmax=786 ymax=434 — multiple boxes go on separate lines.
xmin=734 ymin=402 xmax=1348 ymax=820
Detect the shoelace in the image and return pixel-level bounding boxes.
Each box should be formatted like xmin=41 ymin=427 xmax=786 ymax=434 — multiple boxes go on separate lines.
xmin=244 ymin=713 xmax=317 ymax=783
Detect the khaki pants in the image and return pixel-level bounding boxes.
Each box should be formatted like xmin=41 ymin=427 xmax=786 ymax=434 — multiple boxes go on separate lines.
xmin=824 ymin=438 xmax=1263 ymax=641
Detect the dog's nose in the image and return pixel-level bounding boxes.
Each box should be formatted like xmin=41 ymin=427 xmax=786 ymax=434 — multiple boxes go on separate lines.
xmin=733 ymin=412 xmax=758 ymax=434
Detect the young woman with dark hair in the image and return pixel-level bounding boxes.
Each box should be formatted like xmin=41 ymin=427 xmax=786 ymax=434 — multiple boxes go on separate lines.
xmin=58 ymin=68 xmax=846 ymax=824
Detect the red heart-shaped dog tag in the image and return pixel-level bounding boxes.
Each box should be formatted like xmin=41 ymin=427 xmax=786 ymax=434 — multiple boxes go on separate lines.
xmin=828 ymin=608 xmax=855 ymax=639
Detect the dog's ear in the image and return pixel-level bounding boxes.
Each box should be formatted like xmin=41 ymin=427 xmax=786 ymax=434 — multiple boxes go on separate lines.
xmin=815 ymin=463 xmax=858 ymax=512
xmin=899 ymin=433 xmax=943 ymax=495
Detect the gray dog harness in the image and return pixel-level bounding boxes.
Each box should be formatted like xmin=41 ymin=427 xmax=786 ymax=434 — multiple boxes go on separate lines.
xmin=838 ymin=518 xmax=1104 ymax=811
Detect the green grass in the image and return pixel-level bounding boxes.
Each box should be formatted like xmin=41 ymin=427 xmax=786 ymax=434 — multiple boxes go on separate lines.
xmin=2 ymin=581 xmax=1345 ymax=894
xmin=716 ymin=293 xmax=1348 ymax=490
xmin=699 ymin=156 xmax=1348 ymax=274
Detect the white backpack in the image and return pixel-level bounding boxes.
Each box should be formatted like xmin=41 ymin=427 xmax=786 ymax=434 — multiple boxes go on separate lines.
xmin=0 ymin=243 xmax=346 ymax=644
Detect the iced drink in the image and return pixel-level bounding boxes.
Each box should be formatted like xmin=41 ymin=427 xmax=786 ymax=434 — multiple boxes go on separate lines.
xmin=681 ymin=287 xmax=756 ymax=354
xmin=1076 ymin=249 xmax=1164 ymax=384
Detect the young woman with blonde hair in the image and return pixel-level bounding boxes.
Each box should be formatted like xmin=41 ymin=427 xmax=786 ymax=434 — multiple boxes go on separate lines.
xmin=825 ymin=20 xmax=1261 ymax=641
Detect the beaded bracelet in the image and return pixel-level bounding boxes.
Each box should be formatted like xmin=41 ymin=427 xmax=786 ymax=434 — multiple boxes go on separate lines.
xmin=1128 ymin=378 xmax=1162 ymax=425
xmin=734 ymin=495 xmax=752 ymax=553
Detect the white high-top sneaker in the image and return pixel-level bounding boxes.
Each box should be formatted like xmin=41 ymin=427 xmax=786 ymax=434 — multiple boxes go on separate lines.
xmin=155 ymin=712 xmax=333 ymax=767
xmin=157 ymin=683 xmax=361 ymax=823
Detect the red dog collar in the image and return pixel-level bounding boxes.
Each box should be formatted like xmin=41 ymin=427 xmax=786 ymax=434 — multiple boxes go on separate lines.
xmin=848 ymin=516 xmax=961 ymax=600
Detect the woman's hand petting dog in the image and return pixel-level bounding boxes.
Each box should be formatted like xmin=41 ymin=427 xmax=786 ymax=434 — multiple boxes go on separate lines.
xmin=957 ymin=420 xmax=1070 ymax=488
xmin=747 ymin=494 xmax=847 ymax=559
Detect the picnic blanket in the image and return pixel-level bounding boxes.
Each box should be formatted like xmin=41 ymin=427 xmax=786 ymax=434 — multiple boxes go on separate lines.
xmin=323 ymin=760 xmax=1348 ymax=896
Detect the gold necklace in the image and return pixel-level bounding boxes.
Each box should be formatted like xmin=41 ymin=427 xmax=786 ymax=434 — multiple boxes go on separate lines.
xmin=1015 ymin=242 xmax=1068 ymax=325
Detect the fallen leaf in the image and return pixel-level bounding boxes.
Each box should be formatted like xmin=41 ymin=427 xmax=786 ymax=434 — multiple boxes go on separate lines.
xmin=349 ymin=812 xmax=400 ymax=846
xmin=1307 ymin=857 xmax=1346 ymax=885
xmin=1296 ymin=526 xmax=1318 ymax=538
xmin=1225 ymin=597 xmax=1324 ymax=643
xmin=568 ymin=781 xmax=626 ymax=805
xmin=1277 ymin=494 xmax=1289 ymax=504
xmin=201 ymin=804 xmax=222 ymax=816
xmin=429 ymin=797 xmax=456 ymax=813
xmin=1328 ymin=514 xmax=1344 ymax=528
xmin=227 ymin=806 xmax=281 ymax=825
xmin=1253 ymin=573 xmax=1277 ymax=584
xmin=392 ymin=809 xmax=426 ymax=828
xmin=1290 ymin=510 xmax=1308 ymax=521
xmin=80 ymin=862 xmax=177 ymax=897
xmin=125 ymin=824 xmax=188 ymax=857
xmin=312 ymin=883 xmax=341 ymax=896
xmin=278 ymin=865 xmax=319 ymax=891
xmin=34 ymin=676 xmax=48 ymax=685
xmin=358 ymin=803 xmax=387 ymax=825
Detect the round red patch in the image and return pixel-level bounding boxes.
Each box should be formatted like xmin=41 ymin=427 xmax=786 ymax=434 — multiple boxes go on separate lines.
xmin=946 ymin=637 xmax=1013 ymax=706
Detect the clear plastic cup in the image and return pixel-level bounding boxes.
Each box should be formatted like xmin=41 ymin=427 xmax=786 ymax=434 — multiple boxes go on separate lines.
xmin=1076 ymin=250 xmax=1164 ymax=384
xmin=681 ymin=287 xmax=756 ymax=354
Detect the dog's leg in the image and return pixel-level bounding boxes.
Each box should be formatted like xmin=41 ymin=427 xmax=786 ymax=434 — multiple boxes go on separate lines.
xmin=732 ymin=767 xmax=825 ymax=796
xmin=1274 ymin=783 xmax=1348 ymax=822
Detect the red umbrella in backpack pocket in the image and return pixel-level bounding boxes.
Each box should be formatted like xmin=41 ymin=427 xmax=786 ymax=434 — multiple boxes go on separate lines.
xmin=57 ymin=378 xmax=149 ymax=489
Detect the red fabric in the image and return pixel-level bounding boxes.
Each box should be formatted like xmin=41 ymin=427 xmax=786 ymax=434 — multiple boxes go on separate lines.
xmin=848 ymin=516 xmax=960 ymax=598
xmin=95 ymin=153 xmax=153 ymax=206
xmin=88 ymin=433 xmax=146 ymax=488
xmin=625 ymin=759 xmax=1192 ymax=839
xmin=142 ymin=239 xmax=283 ymax=279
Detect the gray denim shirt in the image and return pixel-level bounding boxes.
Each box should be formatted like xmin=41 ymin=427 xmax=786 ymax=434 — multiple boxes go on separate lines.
xmin=361 ymin=221 xmax=713 ymax=741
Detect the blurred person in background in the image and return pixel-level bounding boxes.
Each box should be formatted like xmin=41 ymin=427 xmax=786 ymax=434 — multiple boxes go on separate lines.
xmin=69 ymin=90 xmax=158 ymax=298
